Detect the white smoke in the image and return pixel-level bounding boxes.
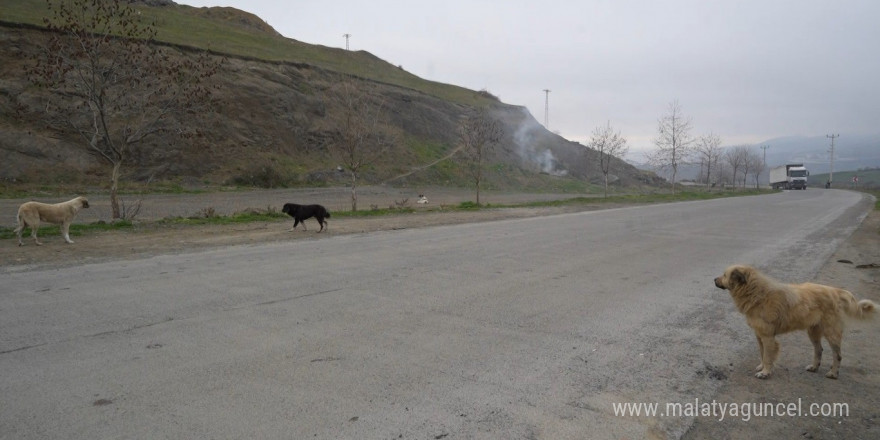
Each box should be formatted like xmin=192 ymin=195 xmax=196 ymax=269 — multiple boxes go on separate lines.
xmin=511 ymin=108 xmax=568 ymax=176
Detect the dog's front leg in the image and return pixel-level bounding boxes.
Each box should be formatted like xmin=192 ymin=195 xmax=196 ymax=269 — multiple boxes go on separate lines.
xmin=62 ymin=222 xmax=74 ymax=244
xmin=754 ymin=333 xmax=765 ymax=373
xmin=756 ymin=335 xmax=779 ymax=379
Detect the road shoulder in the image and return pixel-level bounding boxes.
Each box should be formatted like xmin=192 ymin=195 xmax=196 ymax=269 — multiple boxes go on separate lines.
xmin=683 ymin=210 xmax=880 ymax=439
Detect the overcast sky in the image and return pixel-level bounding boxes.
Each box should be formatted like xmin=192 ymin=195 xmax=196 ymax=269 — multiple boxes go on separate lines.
xmin=178 ymin=0 xmax=879 ymax=155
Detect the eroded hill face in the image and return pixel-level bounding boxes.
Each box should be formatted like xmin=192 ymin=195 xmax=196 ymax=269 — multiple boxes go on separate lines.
xmin=0 ymin=24 xmax=655 ymax=191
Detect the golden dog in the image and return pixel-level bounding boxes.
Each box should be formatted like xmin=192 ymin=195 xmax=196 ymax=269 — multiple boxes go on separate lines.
xmin=714 ymin=264 xmax=876 ymax=379
xmin=14 ymin=196 xmax=90 ymax=246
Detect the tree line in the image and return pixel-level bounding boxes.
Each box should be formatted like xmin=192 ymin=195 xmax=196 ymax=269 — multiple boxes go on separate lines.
xmin=646 ymin=100 xmax=768 ymax=193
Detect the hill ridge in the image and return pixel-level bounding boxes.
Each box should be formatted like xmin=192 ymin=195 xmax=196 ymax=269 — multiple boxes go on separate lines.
xmin=0 ymin=2 xmax=655 ymax=192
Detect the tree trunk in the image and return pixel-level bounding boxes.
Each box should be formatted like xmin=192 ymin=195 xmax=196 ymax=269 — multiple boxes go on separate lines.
xmin=671 ymin=166 xmax=677 ymax=197
xmin=475 ymin=168 xmax=481 ymax=205
xmin=350 ymin=171 xmax=358 ymax=212
xmin=475 ymin=153 xmax=482 ymax=205
xmin=110 ymin=161 xmax=122 ymax=219
xmin=604 ymin=173 xmax=609 ymax=198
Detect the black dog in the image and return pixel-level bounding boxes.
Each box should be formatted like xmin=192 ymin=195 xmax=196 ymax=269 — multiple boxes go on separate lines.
xmin=282 ymin=203 xmax=330 ymax=232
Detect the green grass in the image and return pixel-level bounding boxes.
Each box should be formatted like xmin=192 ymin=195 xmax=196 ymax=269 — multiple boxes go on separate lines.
xmin=0 ymin=220 xmax=133 ymax=240
xmin=857 ymin=189 xmax=880 ymax=211
xmin=510 ymin=188 xmax=768 ymax=209
xmin=0 ymin=0 xmax=493 ymax=107
xmin=405 ymin=138 xmax=452 ymax=163
xmin=335 ymin=207 xmax=417 ymax=217
xmin=456 ymin=201 xmax=482 ymax=210
xmin=159 ymin=210 xmax=286 ymax=226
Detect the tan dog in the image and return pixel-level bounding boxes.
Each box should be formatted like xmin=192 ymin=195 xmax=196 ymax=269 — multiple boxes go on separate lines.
xmin=714 ymin=264 xmax=876 ymax=379
xmin=14 ymin=196 xmax=90 ymax=246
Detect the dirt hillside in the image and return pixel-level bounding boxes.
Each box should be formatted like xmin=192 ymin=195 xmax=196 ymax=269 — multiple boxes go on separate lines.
xmin=0 ymin=22 xmax=657 ymax=191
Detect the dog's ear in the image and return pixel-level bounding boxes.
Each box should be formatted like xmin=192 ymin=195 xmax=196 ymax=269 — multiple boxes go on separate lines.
xmin=729 ymin=267 xmax=748 ymax=287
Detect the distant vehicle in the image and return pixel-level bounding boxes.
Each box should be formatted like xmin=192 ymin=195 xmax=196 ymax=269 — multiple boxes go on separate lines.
xmin=769 ymin=164 xmax=809 ymax=190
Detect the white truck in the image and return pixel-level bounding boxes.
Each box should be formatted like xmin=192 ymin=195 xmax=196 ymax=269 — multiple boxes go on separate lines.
xmin=769 ymin=163 xmax=809 ymax=190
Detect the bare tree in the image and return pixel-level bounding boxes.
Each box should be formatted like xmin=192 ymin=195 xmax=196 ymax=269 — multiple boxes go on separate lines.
xmin=326 ymin=79 xmax=396 ymax=211
xmin=587 ymin=121 xmax=629 ymax=198
xmin=458 ymin=108 xmax=502 ymax=205
xmin=740 ymin=152 xmax=751 ymax=188
xmin=724 ymin=146 xmax=750 ymax=189
xmin=28 ymin=0 xmax=220 ymax=218
xmin=694 ymin=133 xmax=722 ymax=188
xmin=738 ymin=147 xmax=762 ymax=188
xmin=646 ymin=100 xmax=694 ymax=196
xmin=748 ymin=150 xmax=765 ymax=189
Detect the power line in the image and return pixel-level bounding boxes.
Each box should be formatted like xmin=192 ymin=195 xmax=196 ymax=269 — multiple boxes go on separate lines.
xmin=827 ymin=134 xmax=839 ymax=187
xmin=343 ymin=33 xmax=351 ymax=51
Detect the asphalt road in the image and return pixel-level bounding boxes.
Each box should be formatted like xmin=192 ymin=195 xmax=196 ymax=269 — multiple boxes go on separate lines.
xmin=0 ymin=189 xmax=872 ymax=439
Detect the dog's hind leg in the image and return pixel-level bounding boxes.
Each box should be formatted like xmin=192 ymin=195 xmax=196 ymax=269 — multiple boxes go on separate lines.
xmin=14 ymin=221 xmax=24 ymax=246
xmin=806 ymin=325 xmax=823 ymax=372
xmin=28 ymin=219 xmax=43 ymax=246
xmin=823 ymin=324 xmax=843 ymax=379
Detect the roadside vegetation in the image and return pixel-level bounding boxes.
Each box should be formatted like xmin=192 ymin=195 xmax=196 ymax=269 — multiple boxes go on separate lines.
xmin=809 ymin=169 xmax=880 ymax=191
xmin=0 ymin=188 xmax=770 ymax=241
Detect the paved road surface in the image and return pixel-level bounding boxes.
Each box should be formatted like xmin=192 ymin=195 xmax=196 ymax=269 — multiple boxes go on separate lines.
xmin=0 ymin=189 xmax=871 ymax=439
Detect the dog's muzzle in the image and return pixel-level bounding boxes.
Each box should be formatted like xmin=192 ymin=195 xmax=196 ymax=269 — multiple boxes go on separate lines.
xmin=714 ymin=278 xmax=726 ymax=289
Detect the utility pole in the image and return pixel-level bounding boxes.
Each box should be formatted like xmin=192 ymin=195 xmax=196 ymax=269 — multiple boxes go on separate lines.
xmin=343 ymin=33 xmax=351 ymax=50
xmin=760 ymin=145 xmax=770 ymax=187
xmin=542 ymin=89 xmax=550 ymax=129
xmin=827 ymin=134 xmax=839 ymax=188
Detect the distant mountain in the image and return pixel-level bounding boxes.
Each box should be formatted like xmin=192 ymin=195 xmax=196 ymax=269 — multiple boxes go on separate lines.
xmin=759 ymin=134 xmax=880 ymax=175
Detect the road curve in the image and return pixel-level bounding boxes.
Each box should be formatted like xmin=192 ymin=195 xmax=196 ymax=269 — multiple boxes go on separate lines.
xmin=0 ymin=189 xmax=872 ymax=439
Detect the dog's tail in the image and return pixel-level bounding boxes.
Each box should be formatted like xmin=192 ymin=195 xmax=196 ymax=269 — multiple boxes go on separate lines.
xmin=840 ymin=290 xmax=877 ymax=320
